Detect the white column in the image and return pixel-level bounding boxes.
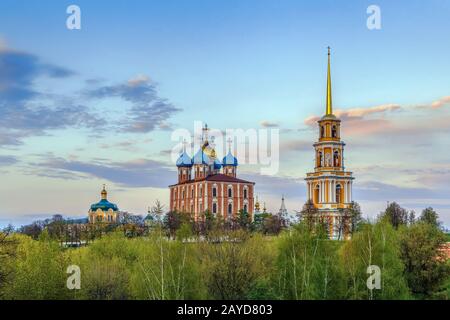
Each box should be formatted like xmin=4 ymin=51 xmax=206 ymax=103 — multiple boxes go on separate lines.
xmin=319 ymin=181 xmax=323 ymax=203
xmin=349 ymin=182 xmax=353 ymax=202
xmin=221 ymin=183 xmax=224 ymax=215
xmin=204 ymin=183 xmax=207 ymax=210
xmin=306 ymin=182 xmax=310 ymax=200
xmin=322 ymin=181 xmax=325 ymax=203
xmin=328 ymin=180 xmax=331 ymax=203
xmin=346 ymin=182 xmax=350 ymax=203
xmin=237 ymin=184 xmax=240 ymax=212
xmin=331 ymin=180 xmax=336 ymax=202
xmin=331 ymin=147 xmax=334 ymax=167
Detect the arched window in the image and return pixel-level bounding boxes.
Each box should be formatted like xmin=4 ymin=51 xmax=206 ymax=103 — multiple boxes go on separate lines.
xmin=243 ymin=204 xmax=248 ymax=213
xmin=318 ymin=151 xmax=323 ymax=167
xmin=332 ymin=125 xmax=337 ymax=138
xmin=336 ymin=184 xmax=342 ymax=203
xmin=334 ymin=151 xmax=340 ymax=167
xmin=191 ymin=187 xmax=194 ymax=198
xmin=212 ymin=203 xmax=217 ymax=214
xmin=320 ymin=126 xmax=325 ymax=138
xmin=228 ymin=187 xmax=233 ymax=198
xmin=243 ymin=188 xmax=248 ymax=199
xmin=199 ymin=185 xmax=203 ymax=197
xmin=228 ymin=203 xmax=233 ymax=215
xmin=212 ymin=187 xmax=217 ymax=197
xmin=314 ymin=184 xmax=320 ymax=204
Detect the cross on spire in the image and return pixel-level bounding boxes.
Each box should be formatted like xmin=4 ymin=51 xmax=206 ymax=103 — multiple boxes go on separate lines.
xmin=202 ymin=123 xmax=209 ymax=142
xmin=227 ymin=137 xmax=233 ymax=152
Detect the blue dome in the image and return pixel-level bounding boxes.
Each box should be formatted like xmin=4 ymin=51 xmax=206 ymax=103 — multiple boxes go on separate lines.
xmin=193 ymin=148 xmax=211 ymax=165
xmin=90 ymin=199 xmax=118 ymax=212
xmin=213 ymin=158 xmax=222 ymax=170
xmin=223 ymin=151 xmax=238 ymax=166
xmin=176 ymin=151 xmax=193 ymax=167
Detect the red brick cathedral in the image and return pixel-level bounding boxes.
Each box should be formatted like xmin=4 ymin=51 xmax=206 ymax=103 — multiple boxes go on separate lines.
xmin=169 ymin=126 xmax=255 ymax=220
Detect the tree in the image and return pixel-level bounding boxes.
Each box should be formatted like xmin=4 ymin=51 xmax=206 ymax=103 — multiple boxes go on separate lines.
xmin=419 ymin=207 xmax=441 ymax=228
xmin=299 ymin=200 xmax=318 ymax=231
xmin=399 ymin=222 xmax=450 ymax=298
xmin=0 ymin=225 xmax=17 ymax=297
xmin=262 ymin=214 xmax=283 ymax=235
xmin=349 ymin=202 xmax=363 ymax=234
xmin=252 ymin=212 xmax=270 ymax=233
xmin=5 ymin=231 xmax=70 ymax=299
xmin=202 ymin=231 xmax=271 ymax=299
xmin=236 ymin=209 xmax=251 ymax=231
xmin=163 ymin=211 xmax=182 ymax=239
xmin=276 ymin=222 xmax=344 ymax=299
xmin=340 ymin=221 xmax=410 ymax=299
xmin=380 ymin=202 xmax=408 ymax=229
xmin=408 ymin=210 xmax=416 ymax=226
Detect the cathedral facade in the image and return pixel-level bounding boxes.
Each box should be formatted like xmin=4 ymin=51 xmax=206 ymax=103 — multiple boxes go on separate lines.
xmin=88 ymin=185 xmax=119 ymax=224
xmin=169 ymin=126 xmax=255 ymax=220
xmin=305 ymin=48 xmax=354 ymax=239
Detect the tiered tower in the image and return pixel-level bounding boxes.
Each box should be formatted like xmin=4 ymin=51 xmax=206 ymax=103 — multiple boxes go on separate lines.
xmin=305 ymin=48 xmax=354 ymax=239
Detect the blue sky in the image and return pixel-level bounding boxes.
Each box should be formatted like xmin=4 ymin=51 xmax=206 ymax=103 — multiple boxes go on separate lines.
xmin=0 ymin=0 xmax=450 ymax=227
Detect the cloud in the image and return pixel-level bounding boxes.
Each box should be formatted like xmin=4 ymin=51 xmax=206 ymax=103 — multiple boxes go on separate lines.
xmin=430 ymin=96 xmax=450 ymax=110
xmin=86 ymin=75 xmax=181 ymax=133
xmin=260 ymin=121 xmax=279 ymax=128
xmin=33 ymin=156 xmax=175 ymax=188
xmin=0 ymin=44 xmax=102 ymax=145
xmin=304 ymin=104 xmax=401 ymax=127
xmin=240 ymin=172 xmax=305 ymax=199
xmin=0 ymin=155 xmax=17 ymax=166
xmin=353 ymin=180 xmax=448 ymax=202
xmin=0 ymin=45 xmax=74 ymax=104
xmin=336 ymin=104 xmax=401 ymax=120
xmin=280 ymin=139 xmax=311 ymax=153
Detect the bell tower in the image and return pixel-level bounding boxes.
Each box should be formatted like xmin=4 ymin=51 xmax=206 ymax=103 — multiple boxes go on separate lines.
xmin=305 ymin=47 xmax=355 ymax=239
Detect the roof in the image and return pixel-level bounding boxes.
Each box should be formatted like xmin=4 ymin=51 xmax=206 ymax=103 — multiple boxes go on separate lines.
xmin=193 ymin=148 xmax=211 ymax=165
xmin=169 ymin=173 xmax=254 ymax=186
xmin=222 ymin=151 xmax=238 ymax=166
xmin=176 ymin=151 xmax=193 ymax=167
xmin=90 ymin=199 xmax=119 ymax=212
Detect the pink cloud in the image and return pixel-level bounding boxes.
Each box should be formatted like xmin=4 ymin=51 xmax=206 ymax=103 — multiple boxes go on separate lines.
xmin=430 ymin=96 xmax=450 ymax=109
xmin=335 ymin=104 xmax=401 ymax=119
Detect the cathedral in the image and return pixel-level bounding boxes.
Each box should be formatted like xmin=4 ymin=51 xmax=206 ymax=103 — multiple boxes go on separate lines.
xmin=169 ymin=125 xmax=255 ymax=220
xmin=305 ymin=48 xmax=355 ymax=239
xmin=88 ymin=185 xmax=120 ymax=223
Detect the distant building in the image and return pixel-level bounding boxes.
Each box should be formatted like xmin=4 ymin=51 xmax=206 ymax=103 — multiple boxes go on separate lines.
xmin=88 ymin=185 xmax=119 ymax=223
xmin=278 ymin=195 xmax=289 ymax=226
xmin=169 ymin=125 xmax=255 ymax=220
xmin=254 ymin=195 xmax=261 ymax=215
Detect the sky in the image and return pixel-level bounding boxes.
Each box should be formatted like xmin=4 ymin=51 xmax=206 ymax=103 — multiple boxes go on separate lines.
xmin=0 ymin=0 xmax=449 ymax=227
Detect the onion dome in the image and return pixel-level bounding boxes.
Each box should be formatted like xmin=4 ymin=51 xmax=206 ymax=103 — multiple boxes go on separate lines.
xmin=193 ymin=148 xmax=211 ymax=165
xmin=90 ymin=185 xmax=118 ymax=212
xmin=222 ymin=151 xmax=238 ymax=166
xmin=213 ymin=158 xmax=222 ymax=170
xmin=176 ymin=151 xmax=193 ymax=167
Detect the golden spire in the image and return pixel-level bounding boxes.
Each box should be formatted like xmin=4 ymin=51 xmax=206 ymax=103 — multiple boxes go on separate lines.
xmin=326 ymin=46 xmax=333 ymax=115
xmin=101 ymin=184 xmax=107 ymax=200
xmin=255 ymin=195 xmax=260 ymax=211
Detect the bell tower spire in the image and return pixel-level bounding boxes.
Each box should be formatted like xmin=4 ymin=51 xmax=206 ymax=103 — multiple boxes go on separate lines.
xmin=326 ymin=46 xmax=333 ymax=116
